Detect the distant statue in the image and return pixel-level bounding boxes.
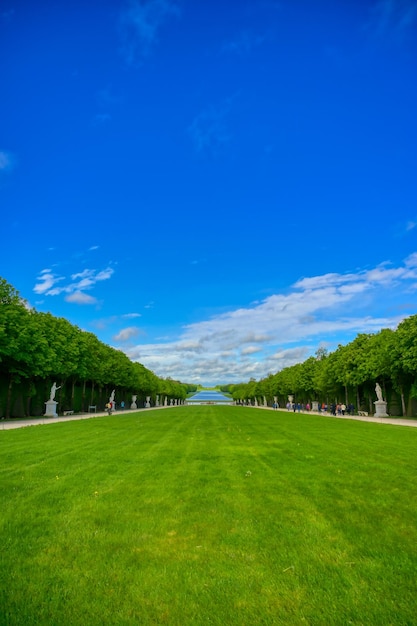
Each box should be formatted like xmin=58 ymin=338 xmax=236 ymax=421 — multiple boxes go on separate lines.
xmin=49 ymin=382 xmax=61 ymax=401
xmin=375 ymin=383 xmax=383 ymax=402
xmin=109 ymin=389 xmax=115 ymax=404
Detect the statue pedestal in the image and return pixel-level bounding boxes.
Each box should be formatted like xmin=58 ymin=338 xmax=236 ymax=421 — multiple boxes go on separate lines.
xmin=374 ymin=400 xmax=388 ymax=418
xmin=45 ymin=400 xmax=58 ymax=418
xmin=130 ymin=402 xmax=137 ymax=410
xmin=312 ymin=401 xmax=319 ymax=411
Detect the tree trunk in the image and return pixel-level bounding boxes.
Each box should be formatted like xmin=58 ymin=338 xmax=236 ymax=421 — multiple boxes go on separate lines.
xmin=344 ymin=385 xmax=348 ymax=404
xmin=400 ymin=386 xmax=407 ymax=417
xmin=25 ymin=377 xmax=33 ymax=417
xmin=90 ymin=381 xmax=95 ymax=408
xmin=82 ymin=379 xmax=86 ymax=412
xmin=356 ymin=387 xmax=360 ymax=413
xmin=6 ymin=374 xmax=13 ymax=419
xmin=60 ymin=380 xmax=64 ymax=407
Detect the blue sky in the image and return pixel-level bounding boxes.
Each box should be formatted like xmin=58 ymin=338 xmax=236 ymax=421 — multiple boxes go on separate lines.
xmin=1 ymin=0 xmax=417 ymax=386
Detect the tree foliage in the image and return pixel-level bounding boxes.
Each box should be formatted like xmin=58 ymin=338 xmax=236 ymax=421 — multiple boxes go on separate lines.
xmin=0 ymin=277 xmax=189 ymax=418
xmin=229 ymin=318 xmax=417 ymax=416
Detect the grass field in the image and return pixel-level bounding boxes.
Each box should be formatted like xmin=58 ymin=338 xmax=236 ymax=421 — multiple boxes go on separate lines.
xmin=1 ymin=406 xmax=417 ymax=625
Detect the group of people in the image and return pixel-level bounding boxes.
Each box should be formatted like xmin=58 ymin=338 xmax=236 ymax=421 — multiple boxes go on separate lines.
xmin=286 ymin=402 xmax=309 ymax=412
xmin=328 ymin=403 xmax=355 ymax=416
xmin=286 ymin=401 xmax=356 ymax=415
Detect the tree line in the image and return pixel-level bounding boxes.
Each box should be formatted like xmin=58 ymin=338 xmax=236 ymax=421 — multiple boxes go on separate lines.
xmin=0 ymin=278 xmax=194 ymax=418
xmin=221 ymin=316 xmax=417 ymax=417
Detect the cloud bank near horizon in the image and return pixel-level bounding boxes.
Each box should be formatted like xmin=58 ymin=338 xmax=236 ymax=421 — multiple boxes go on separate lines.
xmin=119 ymin=254 xmax=417 ymax=385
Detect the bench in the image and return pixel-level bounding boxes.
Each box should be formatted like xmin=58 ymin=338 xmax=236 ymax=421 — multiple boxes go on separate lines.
xmin=358 ymin=411 xmax=368 ymax=417
xmin=88 ymin=406 xmax=96 ymax=413
xmin=63 ymin=410 xmax=74 ymax=416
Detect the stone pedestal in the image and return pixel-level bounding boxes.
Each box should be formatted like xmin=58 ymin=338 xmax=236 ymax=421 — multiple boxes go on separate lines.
xmin=131 ymin=401 xmax=137 ymax=410
xmin=45 ymin=400 xmax=58 ymax=418
xmin=374 ymin=400 xmax=388 ymax=418
xmin=312 ymin=401 xmax=319 ymax=411
xmin=145 ymin=396 xmax=151 ymax=408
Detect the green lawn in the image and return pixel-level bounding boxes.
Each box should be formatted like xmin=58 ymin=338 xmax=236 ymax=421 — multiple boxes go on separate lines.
xmin=1 ymin=406 xmax=417 ymax=625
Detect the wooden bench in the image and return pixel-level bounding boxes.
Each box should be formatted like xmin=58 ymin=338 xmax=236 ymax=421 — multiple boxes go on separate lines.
xmin=63 ymin=410 xmax=74 ymax=416
xmin=88 ymin=405 xmax=96 ymax=413
xmin=358 ymin=411 xmax=368 ymax=417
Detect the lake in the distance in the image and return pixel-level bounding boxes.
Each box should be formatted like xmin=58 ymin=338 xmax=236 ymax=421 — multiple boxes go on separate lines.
xmin=187 ymin=390 xmax=233 ymax=404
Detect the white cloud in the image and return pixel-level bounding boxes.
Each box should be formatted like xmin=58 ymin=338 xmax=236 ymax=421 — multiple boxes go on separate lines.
xmin=123 ymin=255 xmax=417 ymax=385
xmin=33 ymin=270 xmax=65 ymax=294
xmin=241 ymin=345 xmax=263 ymax=355
xmin=33 ymin=266 xmax=114 ymax=303
xmin=65 ymin=291 xmax=97 ymax=305
xmin=114 ymin=326 xmax=140 ymax=342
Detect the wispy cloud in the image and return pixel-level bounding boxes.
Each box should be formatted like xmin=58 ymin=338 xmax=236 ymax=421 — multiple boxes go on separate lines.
xmin=119 ymin=0 xmax=181 ymax=65
xmin=1 ymin=9 xmax=14 ymax=22
xmin=33 ymin=266 xmax=114 ymax=305
xmin=123 ymin=254 xmax=417 ymax=385
xmin=92 ymin=313 xmax=141 ymax=331
xmin=92 ymin=113 xmax=112 ymax=126
xmin=0 ymin=150 xmax=15 ymax=172
xmin=33 ymin=269 xmax=65 ymax=295
xmin=221 ymin=30 xmax=265 ymax=57
xmin=188 ymin=96 xmax=236 ymax=156
xmin=367 ymin=0 xmax=417 ymax=39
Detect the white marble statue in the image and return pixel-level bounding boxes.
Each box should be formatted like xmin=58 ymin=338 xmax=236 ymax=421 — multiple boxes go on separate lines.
xmin=375 ymin=383 xmax=383 ymax=402
xmin=49 ymin=382 xmax=61 ymax=401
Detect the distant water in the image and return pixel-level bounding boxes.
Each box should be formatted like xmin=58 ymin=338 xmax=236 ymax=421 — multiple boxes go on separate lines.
xmin=188 ymin=390 xmax=232 ymax=403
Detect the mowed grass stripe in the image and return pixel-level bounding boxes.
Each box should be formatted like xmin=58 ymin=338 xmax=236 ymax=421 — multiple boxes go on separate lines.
xmin=1 ymin=406 xmax=417 ymax=625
